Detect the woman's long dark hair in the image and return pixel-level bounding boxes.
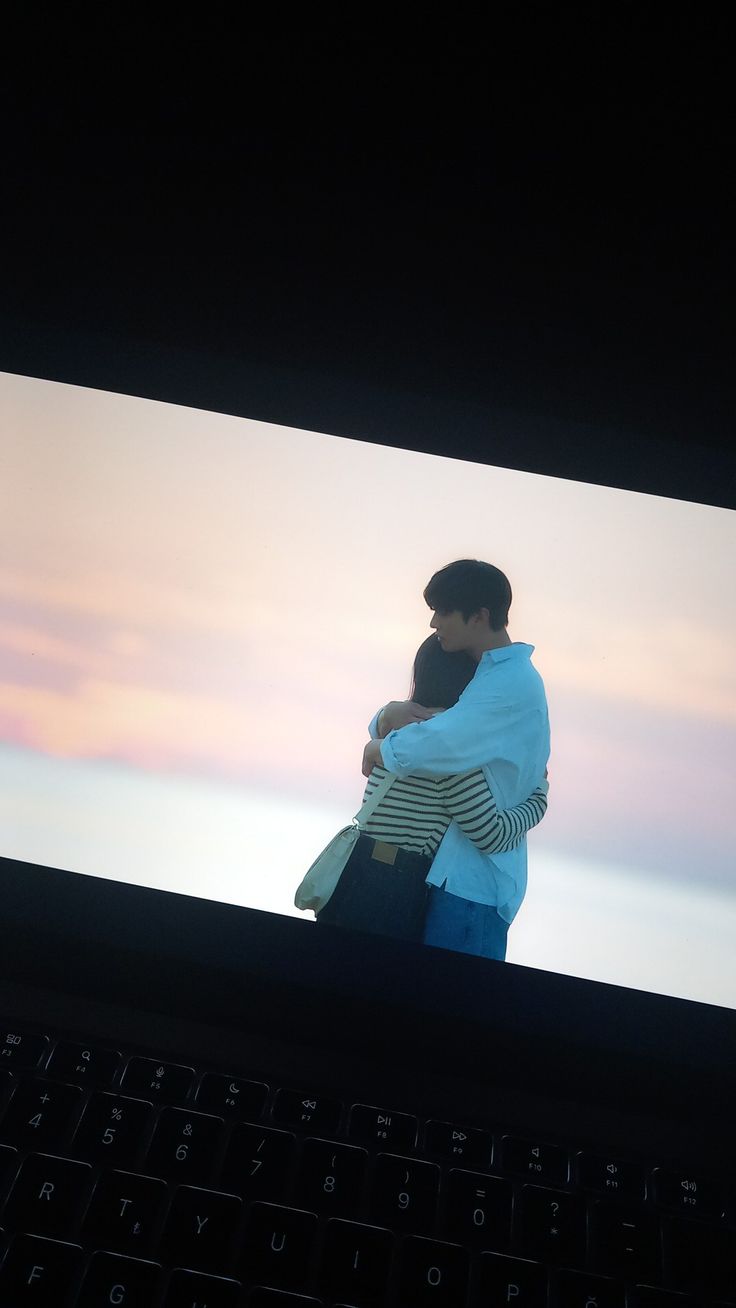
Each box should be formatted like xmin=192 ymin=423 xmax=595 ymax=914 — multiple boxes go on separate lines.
xmin=409 ymin=635 xmax=476 ymax=709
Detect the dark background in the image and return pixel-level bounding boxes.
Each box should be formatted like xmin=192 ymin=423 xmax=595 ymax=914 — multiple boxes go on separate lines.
xmin=1 ymin=26 xmax=735 ymax=1114
xmin=1 ymin=23 xmax=734 ymax=506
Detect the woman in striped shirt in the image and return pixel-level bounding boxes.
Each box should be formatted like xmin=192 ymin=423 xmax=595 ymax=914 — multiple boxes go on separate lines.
xmin=316 ymin=635 xmax=548 ymax=942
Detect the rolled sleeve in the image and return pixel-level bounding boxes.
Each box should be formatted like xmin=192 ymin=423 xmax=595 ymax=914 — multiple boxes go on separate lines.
xmin=380 ymin=698 xmax=498 ymax=776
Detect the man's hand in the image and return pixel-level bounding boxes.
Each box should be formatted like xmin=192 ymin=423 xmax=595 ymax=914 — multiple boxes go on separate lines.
xmin=378 ymin=700 xmax=435 ymax=736
xmin=362 ymin=739 xmax=384 ymax=777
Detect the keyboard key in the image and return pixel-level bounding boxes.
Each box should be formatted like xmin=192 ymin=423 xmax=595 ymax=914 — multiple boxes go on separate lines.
xmin=248 ymin=1293 xmax=323 ymax=1306
xmin=146 ymin=1107 xmax=224 ymax=1185
xmin=76 ymin=1250 xmax=161 ymax=1306
xmin=349 ymin=1104 xmax=418 ymax=1152
xmin=479 ymin=1251 xmax=548 ymax=1306
xmin=0 ymin=1233 xmax=83 ymax=1305
xmin=197 ymin=1073 xmax=268 ymax=1120
xmin=517 ymin=1183 xmax=586 ymax=1266
xmin=73 ymin=1091 xmax=155 ymax=1165
xmin=661 ymin=1214 xmax=736 ymax=1299
xmin=500 ymin=1134 xmax=569 ymax=1186
xmin=120 ymin=1057 xmax=195 ymax=1102
xmin=554 ymin=1268 xmax=626 ymax=1306
xmin=165 ymin=1269 xmax=241 ymax=1306
xmin=0 ymin=1144 xmax=19 ymax=1199
xmin=46 ymin=1041 xmax=121 ymax=1089
xmin=398 ymin=1235 xmax=468 ymax=1307
xmin=589 ymin=1199 xmax=660 ymax=1283
xmin=159 ymin=1185 xmax=242 ymax=1273
xmin=0 ymin=1070 xmax=14 ymax=1104
xmin=318 ymin=1218 xmax=393 ymax=1303
xmin=424 ymin=1119 xmax=493 ymax=1170
xmin=2 ymin=1153 xmax=92 ymax=1239
xmin=82 ymin=1169 xmax=168 ymax=1256
xmin=440 ymin=1169 xmax=512 ymax=1251
xmin=577 ymin=1150 xmax=647 ymax=1200
xmin=272 ymin=1089 xmax=342 ymax=1134
xmin=0 ymin=1078 xmax=83 ymax=1150
xmin=0 ymin=1029 xmax=49 ymax=1072
xmin=630 ymin=1289 xmax=702 ymax=1305
xmin=295 ymin=1138 xmax=367 ymax=1218
xmin=369 ymin=1153 xmax=440 ymax=1235
xmin=652 ymin=1166 xmax=724 ymax=1219
xmin=220 ymin=1123 xmax=295 ymax=1201
xmin=239 ymin=1202 xmax=318 ymax=1291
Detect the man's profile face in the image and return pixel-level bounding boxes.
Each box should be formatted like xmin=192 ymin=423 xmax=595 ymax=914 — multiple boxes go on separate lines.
xmin=429 ymin=608 xmax=476 ymax=654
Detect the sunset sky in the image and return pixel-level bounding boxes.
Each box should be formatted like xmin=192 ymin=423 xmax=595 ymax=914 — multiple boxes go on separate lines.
xmin=1 ymin=369 xmax=736 ymax=1004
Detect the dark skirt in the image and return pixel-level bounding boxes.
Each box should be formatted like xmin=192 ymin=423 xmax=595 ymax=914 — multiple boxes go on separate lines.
xmin=315 ymin=833 xmax=431 ymax=943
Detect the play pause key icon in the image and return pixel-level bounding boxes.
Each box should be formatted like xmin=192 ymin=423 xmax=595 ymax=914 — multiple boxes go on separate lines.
xmin=349 ymin=1105 xmax=418 ymax=1151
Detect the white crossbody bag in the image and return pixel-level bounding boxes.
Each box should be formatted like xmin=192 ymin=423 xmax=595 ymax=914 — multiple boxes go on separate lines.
xmin=294 ymin=770 xmax=399 ymax=914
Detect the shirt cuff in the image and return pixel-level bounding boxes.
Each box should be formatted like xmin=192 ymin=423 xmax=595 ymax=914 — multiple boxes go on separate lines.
xmin=379 ymin=730 xmax=405 ymax=775
xmin=367 ymin=709 xmax=382 ymax=741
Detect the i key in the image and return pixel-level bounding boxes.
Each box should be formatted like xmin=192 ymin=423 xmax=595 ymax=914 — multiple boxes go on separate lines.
xmin=318 ymin=1218 xmax=393 ymax=1304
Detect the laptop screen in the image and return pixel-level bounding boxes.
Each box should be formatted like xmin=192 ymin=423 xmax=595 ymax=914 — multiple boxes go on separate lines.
xmin=2 ymin=367 xmax=735 ymax=1011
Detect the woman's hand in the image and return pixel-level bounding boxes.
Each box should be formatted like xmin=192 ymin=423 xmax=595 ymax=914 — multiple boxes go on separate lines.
xmin=378 ymin=700 xmax=435 ymax=736
xmin=362 ymin=739 xmax=384 ymax=777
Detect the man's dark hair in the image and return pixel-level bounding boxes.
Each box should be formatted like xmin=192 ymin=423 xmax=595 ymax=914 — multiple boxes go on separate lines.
xmin=409 ymin=635 xmax=476 ymax=708
xmin=423 ymin=559 xmax=512 ymax=630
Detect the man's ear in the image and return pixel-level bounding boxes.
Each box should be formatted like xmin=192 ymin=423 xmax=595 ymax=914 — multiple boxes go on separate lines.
xmin=473 ymin=607 xmax=492 ymax=628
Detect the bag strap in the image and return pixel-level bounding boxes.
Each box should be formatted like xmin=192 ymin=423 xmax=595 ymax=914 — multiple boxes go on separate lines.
xmin=352 ymin=769 xmax=399 ymax=829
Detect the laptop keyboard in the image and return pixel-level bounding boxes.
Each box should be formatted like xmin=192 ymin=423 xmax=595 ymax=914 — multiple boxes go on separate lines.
xmin=0 ymin=1022 xmax=734 ymax=1306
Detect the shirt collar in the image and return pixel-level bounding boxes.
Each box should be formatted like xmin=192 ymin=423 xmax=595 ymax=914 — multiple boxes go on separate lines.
xmin=481 ymin=641 xmax=535 ymax=664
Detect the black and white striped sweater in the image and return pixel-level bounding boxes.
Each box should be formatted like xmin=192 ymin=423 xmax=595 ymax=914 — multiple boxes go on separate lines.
xmin=361 ymin=766 xmax=548 ymax=858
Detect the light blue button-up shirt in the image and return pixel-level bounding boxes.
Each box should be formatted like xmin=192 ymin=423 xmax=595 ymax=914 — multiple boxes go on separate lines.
xmin=371 ymin=643 xmax=550 ymax=923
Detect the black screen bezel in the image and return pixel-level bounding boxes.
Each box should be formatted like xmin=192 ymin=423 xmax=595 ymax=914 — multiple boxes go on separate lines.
xmin=1 ymin=318 xmax=735 ymax=1113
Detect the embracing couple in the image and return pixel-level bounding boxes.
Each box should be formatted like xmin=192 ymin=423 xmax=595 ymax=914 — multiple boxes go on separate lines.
xmin=305 ymin=558 xmax=550 ymax=962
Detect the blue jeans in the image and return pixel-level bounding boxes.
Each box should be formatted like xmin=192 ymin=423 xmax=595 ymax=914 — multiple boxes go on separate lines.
xmin=422 ymin=884 xmax=509 ymax=960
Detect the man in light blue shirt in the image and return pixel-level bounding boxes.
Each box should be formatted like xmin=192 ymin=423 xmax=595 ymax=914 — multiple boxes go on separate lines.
xmin=361 ymin=559 xmax=550 ymax=960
